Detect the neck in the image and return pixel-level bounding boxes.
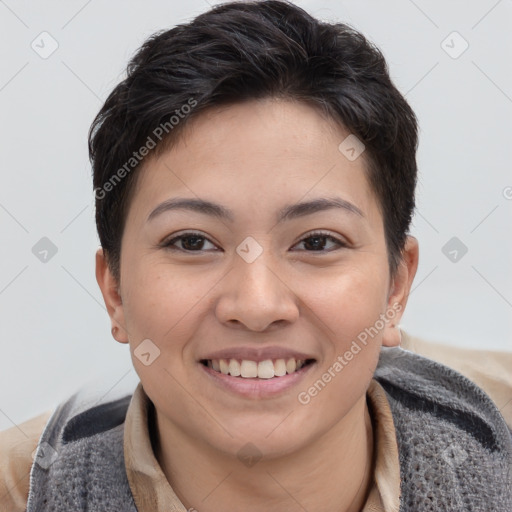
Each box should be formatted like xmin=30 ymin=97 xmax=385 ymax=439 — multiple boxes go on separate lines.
xmin=154 ymin=393 xmax=375 ymax=512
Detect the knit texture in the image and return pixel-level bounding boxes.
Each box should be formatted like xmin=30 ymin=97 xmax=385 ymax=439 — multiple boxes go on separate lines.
xmin=374 ymin=347 xmax=512 ymax=511
xmin=26 ymin=348 xmax=512 ymax=511
xmin=26 ymin=390 xmax=137 ymax=512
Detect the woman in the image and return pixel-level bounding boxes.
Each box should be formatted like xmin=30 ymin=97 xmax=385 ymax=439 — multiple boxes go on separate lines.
xmin=2 ymin=1 xmax=511 ymax=511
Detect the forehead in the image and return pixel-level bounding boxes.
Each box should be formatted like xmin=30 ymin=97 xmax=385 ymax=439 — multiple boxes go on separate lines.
xmin=174 ymin=97 xmax=349 ymax=165
xmin=127 ymin=98 xmax=378 ymax=225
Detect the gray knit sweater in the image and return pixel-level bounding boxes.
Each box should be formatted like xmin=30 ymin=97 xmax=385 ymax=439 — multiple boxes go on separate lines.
xmin=26 ymin=347 xmax=512 ymax=511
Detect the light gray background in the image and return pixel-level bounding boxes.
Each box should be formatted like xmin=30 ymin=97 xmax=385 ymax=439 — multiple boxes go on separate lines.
xmin=1 ymin=0 xmax=511 ymax=429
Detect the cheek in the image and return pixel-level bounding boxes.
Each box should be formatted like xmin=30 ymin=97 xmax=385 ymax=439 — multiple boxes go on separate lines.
xmin=303 ymin=263 xmax=387 ymax=385
xmin=122 ymin=267 xmax=203 ymax=406
xmin=309 ymin=262 xmax=389 ymax=340
xmin=295 ymin=271 xmax=385 ymax=428
xmin=122 ymin=264 xmax=204 ymax=341
xmin=120 ymin=263 xmax=225 ymax=389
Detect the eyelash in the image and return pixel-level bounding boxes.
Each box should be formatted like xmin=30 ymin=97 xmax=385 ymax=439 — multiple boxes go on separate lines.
xmin=161 ymin=231 xmax=348 ymax=253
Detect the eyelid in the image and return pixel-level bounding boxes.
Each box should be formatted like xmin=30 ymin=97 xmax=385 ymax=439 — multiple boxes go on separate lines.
xmin=161 ymin=230 xmax=348 ymax=252
xmin=161 ymin=231 xmax=219 ymax=251
xmin=291 ymin=230 xmax=348 ymax=251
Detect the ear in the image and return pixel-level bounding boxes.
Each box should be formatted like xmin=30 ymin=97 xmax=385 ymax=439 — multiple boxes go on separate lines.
xmin=95 ymin=247 xmax=129 ymax=344
xmin=382 ymin=235 xmax=419 ymax=347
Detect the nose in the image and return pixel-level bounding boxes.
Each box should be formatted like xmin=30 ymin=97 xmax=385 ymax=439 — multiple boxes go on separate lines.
xmin=215 ymin=249 xmax=300 ymax=332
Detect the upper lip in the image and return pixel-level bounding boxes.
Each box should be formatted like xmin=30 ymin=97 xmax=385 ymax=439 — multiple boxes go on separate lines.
xmin=200 ymin=346 xmax=316 ymax=363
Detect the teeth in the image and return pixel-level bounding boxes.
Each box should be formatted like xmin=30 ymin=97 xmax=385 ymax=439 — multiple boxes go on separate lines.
xmin=219 ymin=359 xmax=229 ymax=375
xmin=240 ymin=360 xmax=258 ymax=378
xmin=207 ymin=357 xmax=310 ymax=378
xmin=257 ymin=360 xmax=274 ymax=379
xmin=228 ymin=359 xmax=241 ymax=377
xmin=286 ymin=358 xmax=297 ymax=374
xmin=274 ymin=359 xmax=287 ymax=376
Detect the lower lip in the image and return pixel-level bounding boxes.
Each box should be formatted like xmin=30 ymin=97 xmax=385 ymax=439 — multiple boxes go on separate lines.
xmin=199 ymin=362 xmax=315 ymax=399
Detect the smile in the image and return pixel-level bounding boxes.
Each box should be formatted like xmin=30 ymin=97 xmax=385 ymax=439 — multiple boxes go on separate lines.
xmin=201 ymin=358 xmax=315 ymax=379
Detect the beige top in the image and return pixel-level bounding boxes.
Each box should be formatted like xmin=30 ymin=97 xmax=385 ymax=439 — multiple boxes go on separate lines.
xmin=1 ymin=331 xmax=511 ymax=512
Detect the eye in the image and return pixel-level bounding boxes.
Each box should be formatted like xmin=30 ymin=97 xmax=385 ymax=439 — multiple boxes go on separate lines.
xmin=161 ymin=230 xmax=347 ymax=253
xmin=291 ymin=231 xmax=347 ymax=252
xmin=161 ymin=232 xmax=219 ymax=252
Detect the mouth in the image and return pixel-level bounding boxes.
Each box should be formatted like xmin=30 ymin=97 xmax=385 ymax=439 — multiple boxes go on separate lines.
xmin=200 ymin=357 xmax=316 ymax=379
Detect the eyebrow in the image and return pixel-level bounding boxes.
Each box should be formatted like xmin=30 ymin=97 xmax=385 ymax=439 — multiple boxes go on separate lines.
xmin=146 ymin=196 xmax=364 ymax=224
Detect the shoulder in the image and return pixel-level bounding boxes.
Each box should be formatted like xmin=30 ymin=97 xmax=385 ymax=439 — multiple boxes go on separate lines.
xmin=0 ymin=410 xmax=53 ymax=512
xmin=400 ymin=329 xmax=512 ymax=429
xmin=27 ymin=388 xmax=136 ymax=512
xmin=375 ymin=343 xmax=512 ymax=510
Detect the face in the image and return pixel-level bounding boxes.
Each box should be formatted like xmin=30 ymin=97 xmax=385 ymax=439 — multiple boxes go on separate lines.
xmin=97 ymin=98 xmax=418 ymax=459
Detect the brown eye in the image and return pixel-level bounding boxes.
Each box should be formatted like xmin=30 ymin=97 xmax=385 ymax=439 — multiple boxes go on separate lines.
xmin=292 ymin=231 xmax=347 ymax=252
xmin=162 ymin=232 xmax=218 ymax=252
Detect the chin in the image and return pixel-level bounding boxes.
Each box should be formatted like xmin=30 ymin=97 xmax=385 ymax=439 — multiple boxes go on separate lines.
xmin=211 ymin=416 xmax=314 ymax=459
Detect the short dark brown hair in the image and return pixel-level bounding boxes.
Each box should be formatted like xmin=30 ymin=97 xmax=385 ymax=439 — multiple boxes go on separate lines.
xmin=89 ymin=0 xmax=418 ymax=284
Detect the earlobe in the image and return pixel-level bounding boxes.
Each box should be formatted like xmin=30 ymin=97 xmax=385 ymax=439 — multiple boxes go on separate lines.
xmin=382 ymin=236 xmax=419 ymax=347
xmin=95 ymin=248 xmax=129 ymax=344
xmin=382 ymin=324 xmax=402 ymax=347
